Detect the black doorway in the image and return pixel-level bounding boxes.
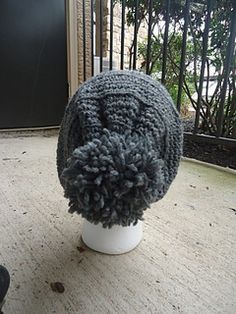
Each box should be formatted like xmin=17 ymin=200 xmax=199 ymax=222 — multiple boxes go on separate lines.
xmin=0 ymin=0 xmax=68 ymax=128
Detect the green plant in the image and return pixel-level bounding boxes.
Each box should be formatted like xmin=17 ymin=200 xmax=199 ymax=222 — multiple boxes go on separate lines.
xmin=116 ymin=0 xmax=236 ymax=138
xmin=137 ymin=32 xmax=196 ymax=114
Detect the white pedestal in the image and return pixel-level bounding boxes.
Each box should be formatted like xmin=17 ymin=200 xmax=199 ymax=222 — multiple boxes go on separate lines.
xmin=82 ymin=219 xmax=143 ymax=255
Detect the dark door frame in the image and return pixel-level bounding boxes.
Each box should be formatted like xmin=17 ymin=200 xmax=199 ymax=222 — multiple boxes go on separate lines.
xmin=0 ymin=0 xmax=78 ymax=130
xmin=66 ymin=0 xmax=79 ymax=98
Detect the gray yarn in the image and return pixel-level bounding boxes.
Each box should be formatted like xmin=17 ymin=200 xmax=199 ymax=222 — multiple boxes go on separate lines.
xmin=57 ymin=70 xmax=183 ymax=228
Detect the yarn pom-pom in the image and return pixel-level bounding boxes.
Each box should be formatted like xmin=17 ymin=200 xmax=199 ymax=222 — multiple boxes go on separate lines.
xmin=61 ymin=130 xmax=165 ymax=228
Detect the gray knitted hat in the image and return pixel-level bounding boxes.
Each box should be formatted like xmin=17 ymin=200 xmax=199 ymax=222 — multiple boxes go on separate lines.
xmin=57 ymin=70 xmax=183 ymax=228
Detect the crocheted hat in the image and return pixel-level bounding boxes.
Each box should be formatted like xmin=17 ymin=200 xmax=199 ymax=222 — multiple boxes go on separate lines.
xmin=57 ymin=70 xmax=183 ymax=228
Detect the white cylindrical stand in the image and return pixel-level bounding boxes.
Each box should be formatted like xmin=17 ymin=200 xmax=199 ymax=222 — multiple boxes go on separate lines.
xmin=82 ymin=219 xmax=143 ymax=255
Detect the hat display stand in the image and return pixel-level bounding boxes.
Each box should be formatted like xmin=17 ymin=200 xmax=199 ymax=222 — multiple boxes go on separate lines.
xmin=82 ymin=219 xmax=143 ymax=254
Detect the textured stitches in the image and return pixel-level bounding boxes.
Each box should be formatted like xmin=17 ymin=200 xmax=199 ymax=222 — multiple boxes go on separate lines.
xmin=57 ymin=70 xmax=183 ymax=228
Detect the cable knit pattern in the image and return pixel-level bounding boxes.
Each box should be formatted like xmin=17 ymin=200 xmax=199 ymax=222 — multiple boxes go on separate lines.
xmin=57 ymin=70 xmax=183 ymax=228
